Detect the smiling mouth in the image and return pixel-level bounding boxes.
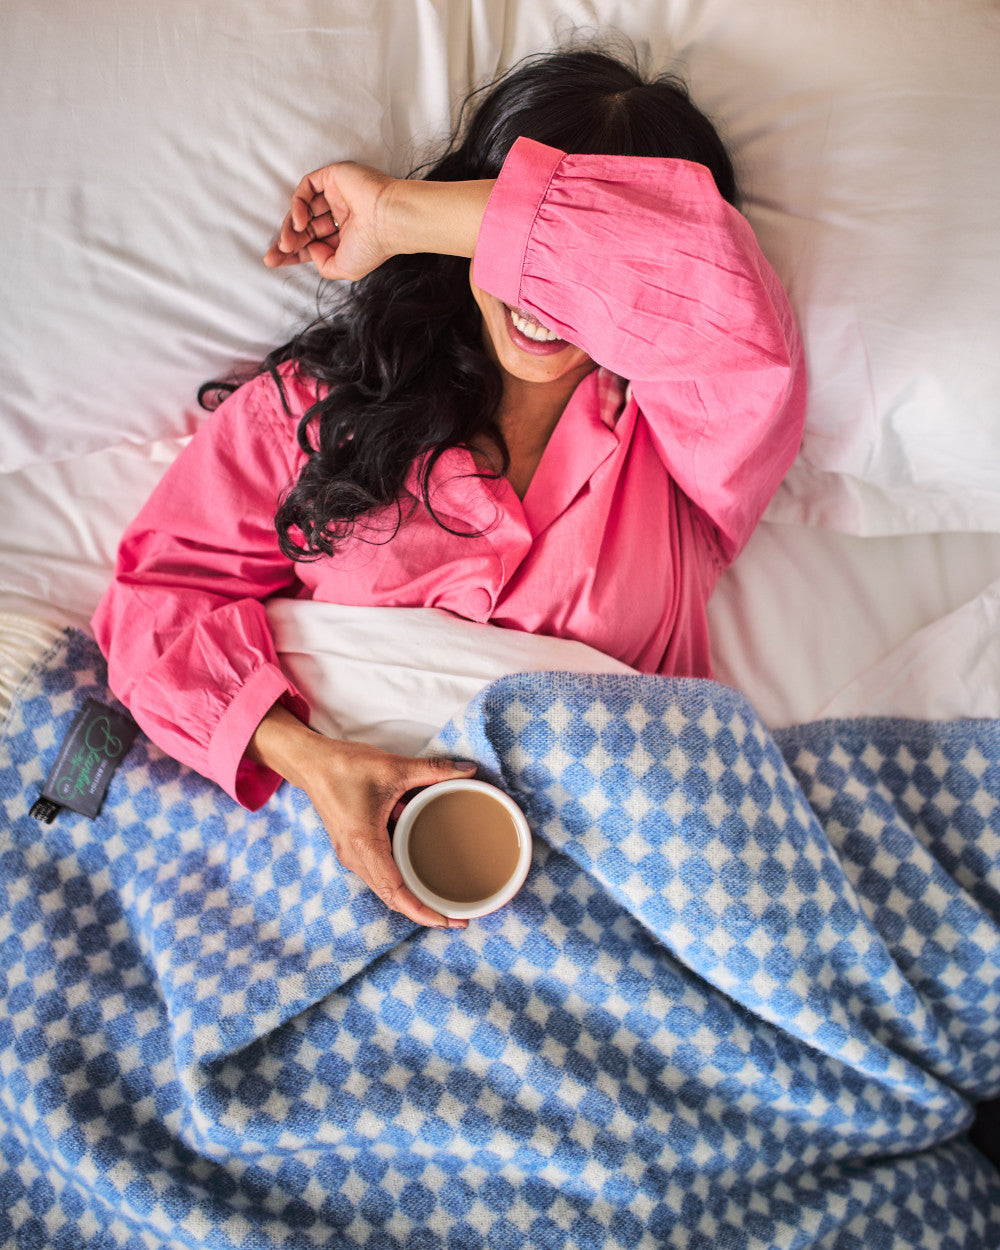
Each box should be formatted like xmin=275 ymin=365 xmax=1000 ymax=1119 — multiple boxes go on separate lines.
xmin=505 ymin=306 xmax=570 ymax=356
xmin=509 ymin=307 xmax=559 ymax=342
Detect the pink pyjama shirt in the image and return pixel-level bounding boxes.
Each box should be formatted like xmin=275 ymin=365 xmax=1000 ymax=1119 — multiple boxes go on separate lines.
xmin=93 ymin=137 xmax=807 ymax=809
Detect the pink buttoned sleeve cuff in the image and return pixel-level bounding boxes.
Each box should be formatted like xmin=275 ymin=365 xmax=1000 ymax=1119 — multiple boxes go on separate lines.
xmin=92 ymin=368 xmax=314 ymax=812
xmin=473 ymin=138 xmax=563 ymax=306
xmin=209 ymin=663 xmax=309 ymax=811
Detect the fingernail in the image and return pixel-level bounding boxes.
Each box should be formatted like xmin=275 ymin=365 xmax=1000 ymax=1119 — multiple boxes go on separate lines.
xmin=448 ymin=918 xmax=468 ymax=930
xmin=454 ymin=760 xmax=478 ymax=771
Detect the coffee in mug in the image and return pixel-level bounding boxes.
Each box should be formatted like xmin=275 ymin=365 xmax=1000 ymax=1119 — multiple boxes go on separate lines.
xmin=392 ymin=779 xmax=532 ymax=919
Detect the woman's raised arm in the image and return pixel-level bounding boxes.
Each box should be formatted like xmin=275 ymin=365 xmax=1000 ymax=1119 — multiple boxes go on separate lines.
xmin=263 ymin=161 xmax=495 ymax=281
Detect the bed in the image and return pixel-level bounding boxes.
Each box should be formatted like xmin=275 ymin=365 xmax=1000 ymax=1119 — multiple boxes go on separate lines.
xmin=2 ymin=2 xmax=1000 ymax=1246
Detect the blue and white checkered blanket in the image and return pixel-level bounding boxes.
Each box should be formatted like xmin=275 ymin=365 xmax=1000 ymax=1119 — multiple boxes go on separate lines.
xmin=2 ymin=629 xmax=999 ymax=1249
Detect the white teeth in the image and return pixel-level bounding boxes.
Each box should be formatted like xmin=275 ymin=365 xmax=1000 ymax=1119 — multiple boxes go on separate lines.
xmin=509 ymin=307 xmax=560 ymax=342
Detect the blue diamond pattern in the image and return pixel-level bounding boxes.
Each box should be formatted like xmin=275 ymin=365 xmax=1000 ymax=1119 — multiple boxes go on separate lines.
xmin=1 ymin=631 xmax=999 ymax=1247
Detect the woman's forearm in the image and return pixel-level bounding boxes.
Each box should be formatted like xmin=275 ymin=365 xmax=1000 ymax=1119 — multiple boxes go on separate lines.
xmin=382 ymin=177 xmax=496 ymax=260
xmin=266 ymin=161 xmax=496 ymax=281
xmin=245 ymin=700 xmax=321 ymax=789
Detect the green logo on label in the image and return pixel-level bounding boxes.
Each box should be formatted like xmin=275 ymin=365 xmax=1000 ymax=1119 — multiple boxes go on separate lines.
xmin=55 ymin=714 xmax=126 ymax=801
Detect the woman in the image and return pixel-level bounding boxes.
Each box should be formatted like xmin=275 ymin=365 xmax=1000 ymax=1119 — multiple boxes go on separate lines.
xmin=93 ymin=48 xmax=806 ymax=931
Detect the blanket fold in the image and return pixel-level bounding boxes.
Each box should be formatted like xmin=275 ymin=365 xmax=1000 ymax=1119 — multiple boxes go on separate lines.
xmin=1 ymin=629 xmax=999 ymax=1249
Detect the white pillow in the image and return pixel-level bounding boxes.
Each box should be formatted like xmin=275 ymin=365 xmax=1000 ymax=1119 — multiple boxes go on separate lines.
xmin=3 ymin=0 xmax=999 ymax=535
xmin=689 ymin=0 xmax=1000 ymax=535
xmin=1 ymin=1 xmax=459 ymax=470
xmin=551 ymin=0 xmax=1000 ymax=534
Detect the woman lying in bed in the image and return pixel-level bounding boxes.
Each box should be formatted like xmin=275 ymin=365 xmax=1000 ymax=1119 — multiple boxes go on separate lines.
xmin=92 ymin=47 xmax=806 ymax=930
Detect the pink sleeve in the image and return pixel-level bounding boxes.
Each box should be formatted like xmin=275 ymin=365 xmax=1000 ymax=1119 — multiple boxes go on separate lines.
xmin=473 ymin=137 xmax=807 ymax=564
xmin=91 ymin=370 xmax=310 ymax=809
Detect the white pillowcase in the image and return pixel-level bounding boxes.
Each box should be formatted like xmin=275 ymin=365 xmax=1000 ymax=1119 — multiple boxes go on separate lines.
xmin=3 ymin=0 xmax=999 ymax=534
xmin=581 ymin=0 xmax=1000 ymax=533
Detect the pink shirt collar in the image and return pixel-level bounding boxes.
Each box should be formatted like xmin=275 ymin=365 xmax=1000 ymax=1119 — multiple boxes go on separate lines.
xmin=403 ymin=367 xmax=626 ymax=540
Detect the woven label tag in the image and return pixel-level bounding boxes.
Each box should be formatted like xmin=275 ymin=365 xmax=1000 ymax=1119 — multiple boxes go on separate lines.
xmin=31 ymin=699 xmax=138 ymax=823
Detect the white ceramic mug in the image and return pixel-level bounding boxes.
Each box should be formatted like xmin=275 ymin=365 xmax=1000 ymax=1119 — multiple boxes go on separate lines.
xmin=392 ymin=778 xmax=532 ymax=920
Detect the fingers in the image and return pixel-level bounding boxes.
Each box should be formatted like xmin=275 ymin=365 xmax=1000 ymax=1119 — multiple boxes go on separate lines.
xmin=307 ymin=742 xmax=480 ymax=929
xmin=404 ymin=756 xmax=479 ymax=787
xmin=335 ymin=825 xmax=467 ymax=935
xmin=349 ymin=756 xmax=478 ymax=928
xmin=263 ymin=232 xmax=340 ymax=279
xmin=293 ymin=190 xmax=338 ymax=237
xmin=291 ymin=171 xmax=339 ymax=231
xmin=378 ymin=755 xmax=478 ymax=929
xmin=265 ymin=183 xmax=343 ymax=271
xmin=282 ymin=198 xmax=338 ymax=254
xmin=342 ymin=827 xmax=467 ymax=930
xmin=263 ymin=241 xmax=307 ymax=269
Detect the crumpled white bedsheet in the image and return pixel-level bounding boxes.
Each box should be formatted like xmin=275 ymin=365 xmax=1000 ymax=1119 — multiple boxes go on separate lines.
xmin=816 ymin=576 xmax=1000 ymax=723
xmin=3 ymin=586 xmax=997 ymax=759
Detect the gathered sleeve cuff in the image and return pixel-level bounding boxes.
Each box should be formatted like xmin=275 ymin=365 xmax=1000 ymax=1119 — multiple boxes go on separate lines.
xmin=134 ymin=633 xmax=309 ymax=811
xmin=212 ymin=661 xmax=308 ymax=811
xmin=473 ymin=138 xmax=563 ymax=306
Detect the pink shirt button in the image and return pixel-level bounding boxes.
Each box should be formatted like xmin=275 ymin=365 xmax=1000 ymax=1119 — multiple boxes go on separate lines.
xmin=466 ymin=588 xmax=493 ymax=620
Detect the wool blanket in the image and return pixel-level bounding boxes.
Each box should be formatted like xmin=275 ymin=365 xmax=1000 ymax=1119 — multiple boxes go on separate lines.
xmin=1 ymin=629 xmax=999 ymax=1249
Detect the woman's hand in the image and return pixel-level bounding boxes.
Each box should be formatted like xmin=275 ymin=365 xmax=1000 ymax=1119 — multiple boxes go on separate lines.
xmin=263 ymin=161 xmax=398 ymax=282
xmin=247 ymin=702 xmax=476 ymax=928
xmin=264 ymin=163 xmax=496 ymax=281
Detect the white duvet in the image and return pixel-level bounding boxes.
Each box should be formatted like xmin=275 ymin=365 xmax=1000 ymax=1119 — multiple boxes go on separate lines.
xmin=266 ymin=601 xmax=635 ymax=756
xmin=2 ymin=590 xmax=998 ymax=772
xmin=266 ymin=595 xmax=1000 ymax=756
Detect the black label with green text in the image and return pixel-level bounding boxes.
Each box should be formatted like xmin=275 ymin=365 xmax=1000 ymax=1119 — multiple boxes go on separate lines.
xmin=31 ymin=699 xmax=138 ymax=823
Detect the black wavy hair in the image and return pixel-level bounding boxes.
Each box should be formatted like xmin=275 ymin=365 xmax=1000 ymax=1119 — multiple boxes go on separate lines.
xmin=204 ymin=46 xmax=738 ymax=561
